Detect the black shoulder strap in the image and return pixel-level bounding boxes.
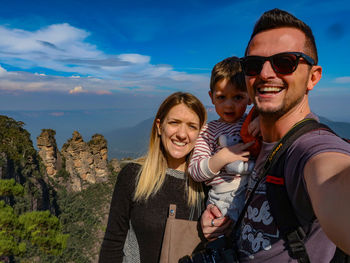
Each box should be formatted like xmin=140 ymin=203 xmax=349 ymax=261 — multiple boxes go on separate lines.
xmin=265 ymin=119 xmax=350 ymax=263
xmin=265 ymin=119 xmax=331 ymax=263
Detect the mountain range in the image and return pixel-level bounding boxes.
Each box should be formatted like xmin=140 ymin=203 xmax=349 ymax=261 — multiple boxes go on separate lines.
xmin=105 ymin=114 xmax=350 ymax=160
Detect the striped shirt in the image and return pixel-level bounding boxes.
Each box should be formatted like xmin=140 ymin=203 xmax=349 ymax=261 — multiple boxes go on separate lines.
xmin=188 ymin=115 xmax=246 ymax=186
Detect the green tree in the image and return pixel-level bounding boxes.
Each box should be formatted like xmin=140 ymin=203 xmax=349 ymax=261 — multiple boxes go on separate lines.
xmin=0 ymin=179 xmax=68 ymax=259
xmin=0 ymin=201 xmax=26 ymax=257
xmin=19 ymin=211 xmax=68 ymax=256
xmin=0 ymin=179 xmax=24 ymax=196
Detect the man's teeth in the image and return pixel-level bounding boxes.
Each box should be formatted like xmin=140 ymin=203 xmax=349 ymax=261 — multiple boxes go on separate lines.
xmin=259 ymin=87 xmax=282 ymax=93
xmin=173 ymin=141 xmax=186 ymax=146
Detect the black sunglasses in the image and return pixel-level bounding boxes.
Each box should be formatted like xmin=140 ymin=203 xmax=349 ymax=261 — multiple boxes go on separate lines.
xmin=240 ymin=52 xmax=316 ymax=76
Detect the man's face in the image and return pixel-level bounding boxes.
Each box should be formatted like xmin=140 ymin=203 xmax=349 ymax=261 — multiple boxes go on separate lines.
xmin=245 ymin=27 xmax=313 ymax=118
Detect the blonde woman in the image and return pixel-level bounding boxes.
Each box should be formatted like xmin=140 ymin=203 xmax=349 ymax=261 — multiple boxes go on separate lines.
xmin=99 ymin=92 xmax=207 ymax=262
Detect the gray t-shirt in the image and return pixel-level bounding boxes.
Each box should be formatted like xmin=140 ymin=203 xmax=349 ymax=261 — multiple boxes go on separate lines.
xmin=237 ymin=120 xmax=350 ymax=262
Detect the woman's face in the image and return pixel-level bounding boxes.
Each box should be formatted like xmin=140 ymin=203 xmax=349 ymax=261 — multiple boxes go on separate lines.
xmin=156 ymin=103 xmax=201 ymax=171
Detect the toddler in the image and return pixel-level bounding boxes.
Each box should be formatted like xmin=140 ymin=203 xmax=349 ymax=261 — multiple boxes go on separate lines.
xmin=188 ymin=57 xmax=260 ymax=221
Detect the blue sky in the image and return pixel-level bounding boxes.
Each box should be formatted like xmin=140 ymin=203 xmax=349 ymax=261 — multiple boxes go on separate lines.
xmin=0 ymin=0 xmax=350 ymax=122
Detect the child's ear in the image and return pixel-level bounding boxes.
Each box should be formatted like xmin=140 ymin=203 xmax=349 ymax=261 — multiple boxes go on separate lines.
xmin=208 ymin=90 xmax=214 ymax=104
xmin=156 ymin=119 xmax=161 ymax=135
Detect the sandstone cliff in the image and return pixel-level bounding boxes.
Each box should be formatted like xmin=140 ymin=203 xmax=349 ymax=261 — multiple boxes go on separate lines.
xmin=37 ymin=129 xmax=62 ymax=178
xmin=37 ymin=129 xmax=120 ymax=192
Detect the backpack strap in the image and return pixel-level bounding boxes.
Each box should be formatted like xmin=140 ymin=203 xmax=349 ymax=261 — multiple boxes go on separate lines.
xmin=265 ymin=119 xmax=338 ymax=262
xmin=232 ymin=119 xmax=327 ymax=240
xmin=266 ymin=151 xmax=311 ymax=263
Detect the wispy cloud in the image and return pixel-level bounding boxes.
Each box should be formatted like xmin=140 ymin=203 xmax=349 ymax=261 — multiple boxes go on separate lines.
xmin=335 ymin=77 xmax=350 ymax=84
xmin=0 ymin=23 xmax=209 ymax=94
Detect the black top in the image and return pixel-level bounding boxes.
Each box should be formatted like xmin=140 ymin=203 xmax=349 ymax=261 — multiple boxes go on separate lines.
xmin=99 ymin=163 xmax=201 ymax=263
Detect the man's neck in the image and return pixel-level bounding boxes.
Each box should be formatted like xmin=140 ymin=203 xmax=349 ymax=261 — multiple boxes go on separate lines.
xmin=260 ymin=99 xmax=311 ymax=142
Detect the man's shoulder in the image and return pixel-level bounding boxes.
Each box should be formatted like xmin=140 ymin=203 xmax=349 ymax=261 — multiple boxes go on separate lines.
xmin=284 ymin=127 xmax=350 ymax=182
xmin=291 ymin=127 xmax=350 ymax=154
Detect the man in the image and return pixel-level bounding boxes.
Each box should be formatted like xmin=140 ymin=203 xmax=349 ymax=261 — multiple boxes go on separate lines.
xmin=201 ymin=8 xmax=350 ymax=262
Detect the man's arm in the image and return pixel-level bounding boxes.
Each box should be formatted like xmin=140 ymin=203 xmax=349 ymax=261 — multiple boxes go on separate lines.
xmin=304 ymin=152 xmax=350 ymax=254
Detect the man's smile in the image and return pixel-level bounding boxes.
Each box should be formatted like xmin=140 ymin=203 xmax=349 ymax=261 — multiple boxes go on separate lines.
xmin=258 ymin=87 xmax=283 ymax=94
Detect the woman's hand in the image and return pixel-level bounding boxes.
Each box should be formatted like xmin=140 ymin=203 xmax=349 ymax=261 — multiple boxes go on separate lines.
xmin=200 ymin=204 xmax=233 ymax=241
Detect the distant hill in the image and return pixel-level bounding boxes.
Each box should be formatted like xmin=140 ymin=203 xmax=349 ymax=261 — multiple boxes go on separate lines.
xmin=106 ymin=115 xmax=350 ymax=159
xmin=104 ymin=118 xmax=153 ymax=159
xmin=319 ymin=116 xmax=350 ymax=138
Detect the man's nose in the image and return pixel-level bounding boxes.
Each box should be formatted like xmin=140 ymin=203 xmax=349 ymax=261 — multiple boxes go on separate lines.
xmin=260 ymin=60 xmax=277 ymax=79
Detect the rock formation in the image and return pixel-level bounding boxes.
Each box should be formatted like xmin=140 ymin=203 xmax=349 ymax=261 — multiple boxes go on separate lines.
xmin=37 ymin=129 xmax=62 ymax=178
xmin=61 ymin=131 xmax=110 ymax=191
xmin=37 ymin=128 xmax=118 ymax=192
xmin=109 ymin=158 xmax=121 ymax=173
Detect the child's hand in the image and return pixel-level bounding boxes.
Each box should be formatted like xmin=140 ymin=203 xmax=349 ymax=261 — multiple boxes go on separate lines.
xmin=209 ymin=141 xmax=254 ymax=173
xmin=248 ymin=116 xmax=260 ymax=137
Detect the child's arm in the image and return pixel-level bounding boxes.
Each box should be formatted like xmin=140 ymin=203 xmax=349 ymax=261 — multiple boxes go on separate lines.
xmin=188 ymin=125 xmax=219 ymax=182
xmin=208 ymin=141 xmax=254 ymax=174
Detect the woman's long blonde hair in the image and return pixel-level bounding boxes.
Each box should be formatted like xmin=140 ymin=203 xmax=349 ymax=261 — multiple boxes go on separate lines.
xmin=134 ymin=92 xmax=207 ymax=208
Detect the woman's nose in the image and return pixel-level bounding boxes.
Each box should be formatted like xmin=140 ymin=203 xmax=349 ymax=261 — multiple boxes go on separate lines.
xmin=176 ymin=125 xmax=187 ymax=138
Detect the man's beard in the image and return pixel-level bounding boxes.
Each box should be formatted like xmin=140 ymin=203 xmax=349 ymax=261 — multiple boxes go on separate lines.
xmin=255 ymin=94 xmax=304 ymax=120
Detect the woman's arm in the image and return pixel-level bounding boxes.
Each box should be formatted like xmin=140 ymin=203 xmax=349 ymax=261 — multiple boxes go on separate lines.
xmin=99 ymin=163 xmax=139 ymax=262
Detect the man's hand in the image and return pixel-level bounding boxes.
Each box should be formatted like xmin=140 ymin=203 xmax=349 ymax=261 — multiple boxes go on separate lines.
xmin=200 ymin=204 xmax=233 ymax=241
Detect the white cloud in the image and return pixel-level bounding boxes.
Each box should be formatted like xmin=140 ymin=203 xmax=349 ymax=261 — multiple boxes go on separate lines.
xmin=118 ymin=54 xmax=150 ymax=64
xmin=335 ymin=77 xmax=350 ymax=84
xmin=69 ymin=86 xmax=85 ymax=94
xmin=0 ymin=23 xmax=209 ymax=96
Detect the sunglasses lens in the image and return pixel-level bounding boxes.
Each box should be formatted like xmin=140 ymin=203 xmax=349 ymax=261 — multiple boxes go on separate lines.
xmin=272 ymin=54 xmax=298 ymax=74
xmin=242 ymin=58 xmax=263 ymax=76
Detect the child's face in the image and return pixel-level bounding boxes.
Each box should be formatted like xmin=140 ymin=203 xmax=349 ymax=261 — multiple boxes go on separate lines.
xmin=209 ymin=78 xmax=250 ymax=123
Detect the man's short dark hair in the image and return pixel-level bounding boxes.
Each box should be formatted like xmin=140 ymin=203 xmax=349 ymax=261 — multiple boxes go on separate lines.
xmin=245 ymin=8 xmax=318 ymax=64
xmin=210 ymin=56 xmax=246 ymax=93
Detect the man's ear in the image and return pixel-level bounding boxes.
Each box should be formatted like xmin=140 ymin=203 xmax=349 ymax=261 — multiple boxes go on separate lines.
xmin=307 ymin=65 xmax=322 ymax=92
xmin=156 ymin=119 xmax=161 ymax=135
xmin=208 ymin=90 xmax=214 ymax=104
